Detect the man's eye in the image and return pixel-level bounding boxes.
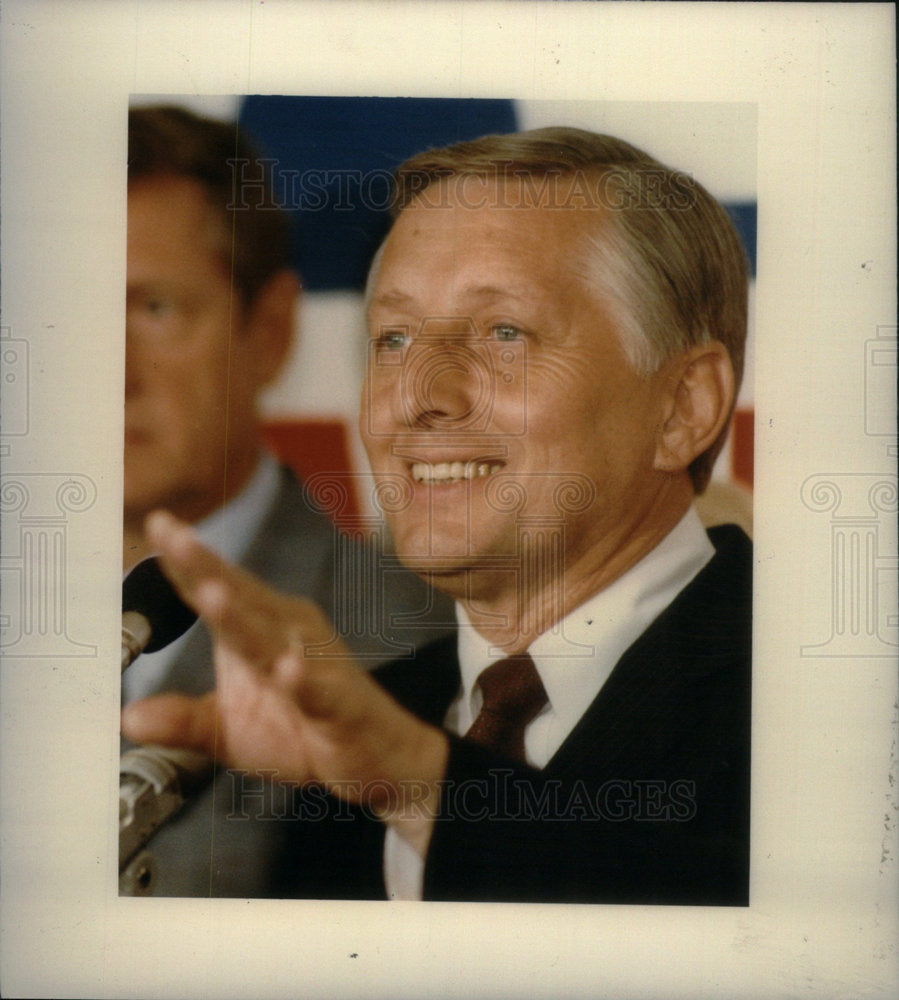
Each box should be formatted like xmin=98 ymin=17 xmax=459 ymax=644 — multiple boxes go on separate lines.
xmin=491 ymin=324 xmax=522 ymax=342
xmin=377 ymin=329 xmax=409 ymax=350
xmin=146 ymin=298 xmax=175 ymax=317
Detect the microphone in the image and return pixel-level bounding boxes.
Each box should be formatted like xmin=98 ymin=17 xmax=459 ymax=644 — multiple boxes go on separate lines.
xmin=121 ymin=556 xmax=198 ymax=671
xmin=119 ymin=556 xmax=209 ymax=894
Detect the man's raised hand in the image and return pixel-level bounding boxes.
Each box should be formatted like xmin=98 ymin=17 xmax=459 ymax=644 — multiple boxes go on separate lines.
xmin=121 ymin=510 xmax=448 ymax=854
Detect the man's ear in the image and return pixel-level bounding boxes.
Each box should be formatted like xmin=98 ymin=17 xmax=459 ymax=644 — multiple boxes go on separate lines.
xmin=653 ymin=341 xmax=735 ymax=473
xmin=244 ymin=269 xmax=301 ymax=388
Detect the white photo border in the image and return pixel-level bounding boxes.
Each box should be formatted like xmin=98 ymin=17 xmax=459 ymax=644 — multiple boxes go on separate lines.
xmin=1 ymin=2 xmax=895 ymax=998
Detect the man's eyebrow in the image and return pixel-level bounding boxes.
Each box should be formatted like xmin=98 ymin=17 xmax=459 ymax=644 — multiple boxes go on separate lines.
xmin=370 ymin=290 xmax=414 ymax=310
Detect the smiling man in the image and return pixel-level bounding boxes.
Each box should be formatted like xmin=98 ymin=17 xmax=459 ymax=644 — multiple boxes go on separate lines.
xmin=124 ymin=126 xmax=752 ymax=904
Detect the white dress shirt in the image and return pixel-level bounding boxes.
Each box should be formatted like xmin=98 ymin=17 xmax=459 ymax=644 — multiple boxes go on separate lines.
xmin=384 ymin=505 xmax=715 ymax=900
xmin=122 ymin=452 xmax=281 ymax=703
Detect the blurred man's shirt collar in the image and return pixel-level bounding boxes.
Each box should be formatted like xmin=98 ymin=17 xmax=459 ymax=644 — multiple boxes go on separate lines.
xmin=195 ymin=450 xmax=280 ymax=565
xmin=122 ymin=451 xmax=281 ymax=703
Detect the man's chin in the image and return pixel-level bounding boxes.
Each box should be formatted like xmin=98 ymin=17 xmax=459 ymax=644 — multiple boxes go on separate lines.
xmin=123 ymin=483 xmax=194 ymax=528
xmin=389 ymin=541 xmax=509 ymax=592
xmin=124 ymin=500 xmax=167 ymax=530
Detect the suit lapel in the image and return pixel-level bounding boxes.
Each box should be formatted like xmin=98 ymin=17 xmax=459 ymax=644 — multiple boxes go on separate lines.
xmin=374 ymin=634 xmax=462 ymax=727
xmin=545 ymin=618 xmax=706 ymax=778
xmin=545 ymin=525 xmax=751 ymax=780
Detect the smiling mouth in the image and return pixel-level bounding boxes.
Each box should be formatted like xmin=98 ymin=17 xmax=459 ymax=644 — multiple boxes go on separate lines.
xmin=410 ymin=461 xmax=504 ymax=485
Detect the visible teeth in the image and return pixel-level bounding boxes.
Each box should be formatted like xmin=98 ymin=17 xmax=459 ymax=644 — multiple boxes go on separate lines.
xmin=411 ymin=461 xmax=502 ymax=484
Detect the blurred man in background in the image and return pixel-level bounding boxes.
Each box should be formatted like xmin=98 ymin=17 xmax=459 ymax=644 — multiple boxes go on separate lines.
xmin=123 ymin=105 xmax=451 ymax=896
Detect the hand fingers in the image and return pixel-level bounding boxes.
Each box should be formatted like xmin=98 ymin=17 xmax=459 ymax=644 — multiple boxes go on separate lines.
xmin=275 ymin=647 xmax=448 ymax=824
xmin=145 ymin=509 xmax=271 ymax=638
xmin=282 ymin=644 xmax=398 ymax=733
xmin=144 ymin=510 xmax=336 ymax=666
xmin=122 ymin=691 xmax=219 ymax=756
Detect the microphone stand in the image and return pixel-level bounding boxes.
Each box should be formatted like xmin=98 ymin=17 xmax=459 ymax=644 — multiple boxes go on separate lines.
xmin=119 ymin=745 xmax=214 ymax=895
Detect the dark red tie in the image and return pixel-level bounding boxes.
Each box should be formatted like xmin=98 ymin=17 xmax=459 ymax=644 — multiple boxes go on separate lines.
xmin=465 ymin=654 xmax=548 ymax=763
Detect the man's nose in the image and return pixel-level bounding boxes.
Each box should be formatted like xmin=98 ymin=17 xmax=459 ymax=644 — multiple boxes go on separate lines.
xmin=400 ymin=327 xmax=493 ymax=430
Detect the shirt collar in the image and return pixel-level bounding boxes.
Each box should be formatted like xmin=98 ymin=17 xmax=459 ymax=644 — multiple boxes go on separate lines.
xmin=194 ymin=450 xmax=281 ymax=564
xmin=454 ymin=506 xmax=714 ymax=737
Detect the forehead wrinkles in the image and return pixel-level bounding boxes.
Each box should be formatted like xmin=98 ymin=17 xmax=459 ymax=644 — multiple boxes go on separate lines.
xmin=377 ymin=186 xmax=601 ymax=312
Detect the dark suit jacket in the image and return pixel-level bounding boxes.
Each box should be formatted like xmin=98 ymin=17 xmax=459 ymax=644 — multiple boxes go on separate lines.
xmin=125 ymin=466 xmax=454 ymax=897
xmin=279 ymin=523 xmax=752 ymax=905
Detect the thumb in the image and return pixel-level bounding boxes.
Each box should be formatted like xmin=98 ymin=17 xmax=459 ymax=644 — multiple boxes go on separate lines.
xmin=122 ymin=691 xmax=219 ymax=756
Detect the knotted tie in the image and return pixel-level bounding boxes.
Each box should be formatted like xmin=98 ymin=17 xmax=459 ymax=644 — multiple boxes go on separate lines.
xmin=465 ymin=654 xmax=548 ymax=763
